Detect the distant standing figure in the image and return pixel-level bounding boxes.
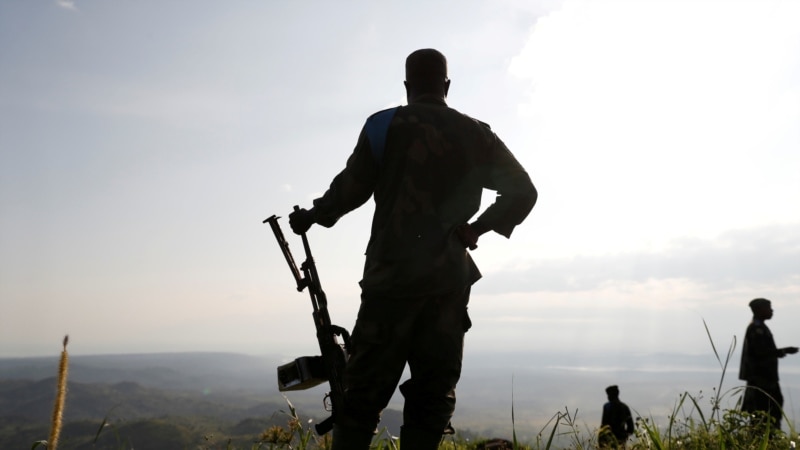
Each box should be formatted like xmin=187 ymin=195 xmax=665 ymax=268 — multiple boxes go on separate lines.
xmin=739 ymin=298 xmax=798 ymax=430
xmin=599 ymin=385 xmax=634 ymax=448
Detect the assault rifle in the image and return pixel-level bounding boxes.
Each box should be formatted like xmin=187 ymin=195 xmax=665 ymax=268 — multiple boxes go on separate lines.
xmin=263 ymin=208 xmax=350 ymax=435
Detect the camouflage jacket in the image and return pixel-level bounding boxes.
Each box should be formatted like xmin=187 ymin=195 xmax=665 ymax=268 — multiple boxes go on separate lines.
xmin=311 ymin=95 xmax=537 ymax=296
xmin=739 ymin=320 xmax=782 ymax=382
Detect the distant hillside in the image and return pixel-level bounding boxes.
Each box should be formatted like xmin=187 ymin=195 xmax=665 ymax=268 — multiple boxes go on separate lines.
xmin=0 ymin=375 xmax=404 ymax=449
xmin=0 ymin=377 xmax=286 ymax=422
xmin=0 ymin=352 xmax=408 ymax=449
xmin=0 ymin=352 xmax=372 ymax=427
xmin=0 ymin=352 xmax=279 ymax=391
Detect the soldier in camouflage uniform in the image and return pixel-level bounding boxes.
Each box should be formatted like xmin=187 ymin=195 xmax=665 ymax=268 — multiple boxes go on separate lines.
xmin=739 ymin=298 xmax=798 ymax=431
xmin=289 ymin=48 xmax=537 ymax=450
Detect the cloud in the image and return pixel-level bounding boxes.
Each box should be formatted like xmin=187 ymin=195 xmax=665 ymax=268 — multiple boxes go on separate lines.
xmin=480 ymin=223 xmax=800 ymax=295
xmin=510 ymin=0 xmax=800 ymax=116
xmin=484 ymin=315 xmax=599 ymax=324
xmin=55 ymin=0 xmax=77 ymax=10
xmin=498 ymin=0 xmax=800 ymax=262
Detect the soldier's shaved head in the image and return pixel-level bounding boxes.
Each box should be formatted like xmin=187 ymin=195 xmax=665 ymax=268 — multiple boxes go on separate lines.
xmin=404 ymin=49 xmax=451 ymax=103
xmin=405 ymin=49 xmax=448 ymax=83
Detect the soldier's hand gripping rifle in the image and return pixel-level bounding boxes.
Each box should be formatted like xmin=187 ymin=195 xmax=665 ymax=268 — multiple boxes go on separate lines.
xmin=262 ymin=208 xmax=350 ymax=435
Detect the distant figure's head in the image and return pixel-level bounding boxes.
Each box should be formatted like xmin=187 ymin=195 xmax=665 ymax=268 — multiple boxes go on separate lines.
xmin=405 ymin=48 xmax=450 ymax=103
xmin=749 ymin=298 xmax=774 ymax=321
xmin=606 ymin=385 xmax=620 ymax=400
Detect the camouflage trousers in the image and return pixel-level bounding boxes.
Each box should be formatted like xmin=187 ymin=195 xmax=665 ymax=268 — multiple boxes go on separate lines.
xmin=337 ymin=286 xmax=472 ymax=433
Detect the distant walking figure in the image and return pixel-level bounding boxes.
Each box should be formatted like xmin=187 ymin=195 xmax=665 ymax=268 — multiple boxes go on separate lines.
xmin=739 ymin=298 xmax=798 ymax=431
xmin=599 ymin=385 xmax=634 ymax=448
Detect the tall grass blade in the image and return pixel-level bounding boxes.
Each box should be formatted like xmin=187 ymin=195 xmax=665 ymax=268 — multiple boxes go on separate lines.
xmin=758 ymin=429 xmax=770 ymax=450
xmin=543 ymin=411 xmax=561 ymax=450
xmin=686 ymin=393 xmax=709 ymax=430
xmin=641 ymin=417 xmax=665 ymax=450
xmin=511 ymin=374 xmax=519 ymax=450
xmin=703 ymin=318 xmax=737 ymax=422
xmin=704 ymin=319 xmax=722 ymax=365
xmin=92 ymin=405 xmax=120 ymax=444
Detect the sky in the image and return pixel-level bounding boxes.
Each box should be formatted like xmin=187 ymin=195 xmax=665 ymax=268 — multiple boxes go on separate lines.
xmin=1 ymin=0 xmax=799 ymax=380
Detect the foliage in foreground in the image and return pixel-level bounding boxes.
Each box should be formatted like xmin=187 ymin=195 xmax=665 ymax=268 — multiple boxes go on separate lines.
xmin=228 ymin=392 xmax=798 ymax=450
xmin=182 ymin=400 xmax=798 ymax=450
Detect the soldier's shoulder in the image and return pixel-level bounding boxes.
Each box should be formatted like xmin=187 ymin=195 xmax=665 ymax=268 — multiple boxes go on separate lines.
xmin=366 ymin=106 xmax=402 ymax=121
xmin=447 ymin=107 xmax=493 ymax=130
xmin=472 ymin=117 xmax=492 ymax=130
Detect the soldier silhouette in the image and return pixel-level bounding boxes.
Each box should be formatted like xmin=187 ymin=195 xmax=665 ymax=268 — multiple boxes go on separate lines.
xmin=288 ymin=49 xmax=537 ymax=450
xmin=599 ymin=385 xmax=634 ymax=448
xmin=739 ymin=298 xmax=798 ymax=431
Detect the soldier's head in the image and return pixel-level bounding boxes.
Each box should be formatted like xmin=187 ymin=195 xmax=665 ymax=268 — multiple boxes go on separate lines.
xmin=749 ymin=298 xmax=774 ymax=320
xmin=404 ymin=49 xmax=450 ymax=103
xmin=605 ymin=385 xmax=620 ymax=401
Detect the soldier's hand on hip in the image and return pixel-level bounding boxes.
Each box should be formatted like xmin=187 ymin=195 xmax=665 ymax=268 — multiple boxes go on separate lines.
xmin=455 ymin=223 xmax=479 ymax=250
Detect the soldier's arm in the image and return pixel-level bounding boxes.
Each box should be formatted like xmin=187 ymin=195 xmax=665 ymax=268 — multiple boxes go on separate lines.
xmin=624 ymin=405 xmax=635 ymax=434
xmin=471 ymin=133 xmax=537 ymax=238
xmin=311 ymin=128 xmax=377 ymax=227
xmin=748 ymin=327 xmax=785 ymax=360
xmin=601 ymin=403 xmax=611 ymax=426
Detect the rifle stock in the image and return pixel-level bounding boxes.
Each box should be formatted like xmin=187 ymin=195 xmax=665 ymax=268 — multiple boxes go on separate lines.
xmin=263 ymin=211 xmax=350 ymax=435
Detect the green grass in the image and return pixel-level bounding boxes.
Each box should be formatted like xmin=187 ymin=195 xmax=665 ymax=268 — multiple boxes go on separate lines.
xmin=190 ymin=392 xmax=797 ymax=450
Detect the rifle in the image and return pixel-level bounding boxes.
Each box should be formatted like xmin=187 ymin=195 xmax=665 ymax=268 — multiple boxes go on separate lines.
xmin=262 ymin=208 xmax=350 ymax=435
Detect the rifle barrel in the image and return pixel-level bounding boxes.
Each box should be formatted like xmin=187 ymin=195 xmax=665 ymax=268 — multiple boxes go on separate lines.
xmin=263 ymin=215 xmax=305 ymax=291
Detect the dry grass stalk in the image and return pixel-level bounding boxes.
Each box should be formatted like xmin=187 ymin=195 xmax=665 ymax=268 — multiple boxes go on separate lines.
xmin=48 ymin=335 xmax=69 ymax=450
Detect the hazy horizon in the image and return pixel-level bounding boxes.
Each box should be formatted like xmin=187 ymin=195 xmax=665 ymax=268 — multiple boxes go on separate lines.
xmin=5 ymin=348 xmax=800 ymax=440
